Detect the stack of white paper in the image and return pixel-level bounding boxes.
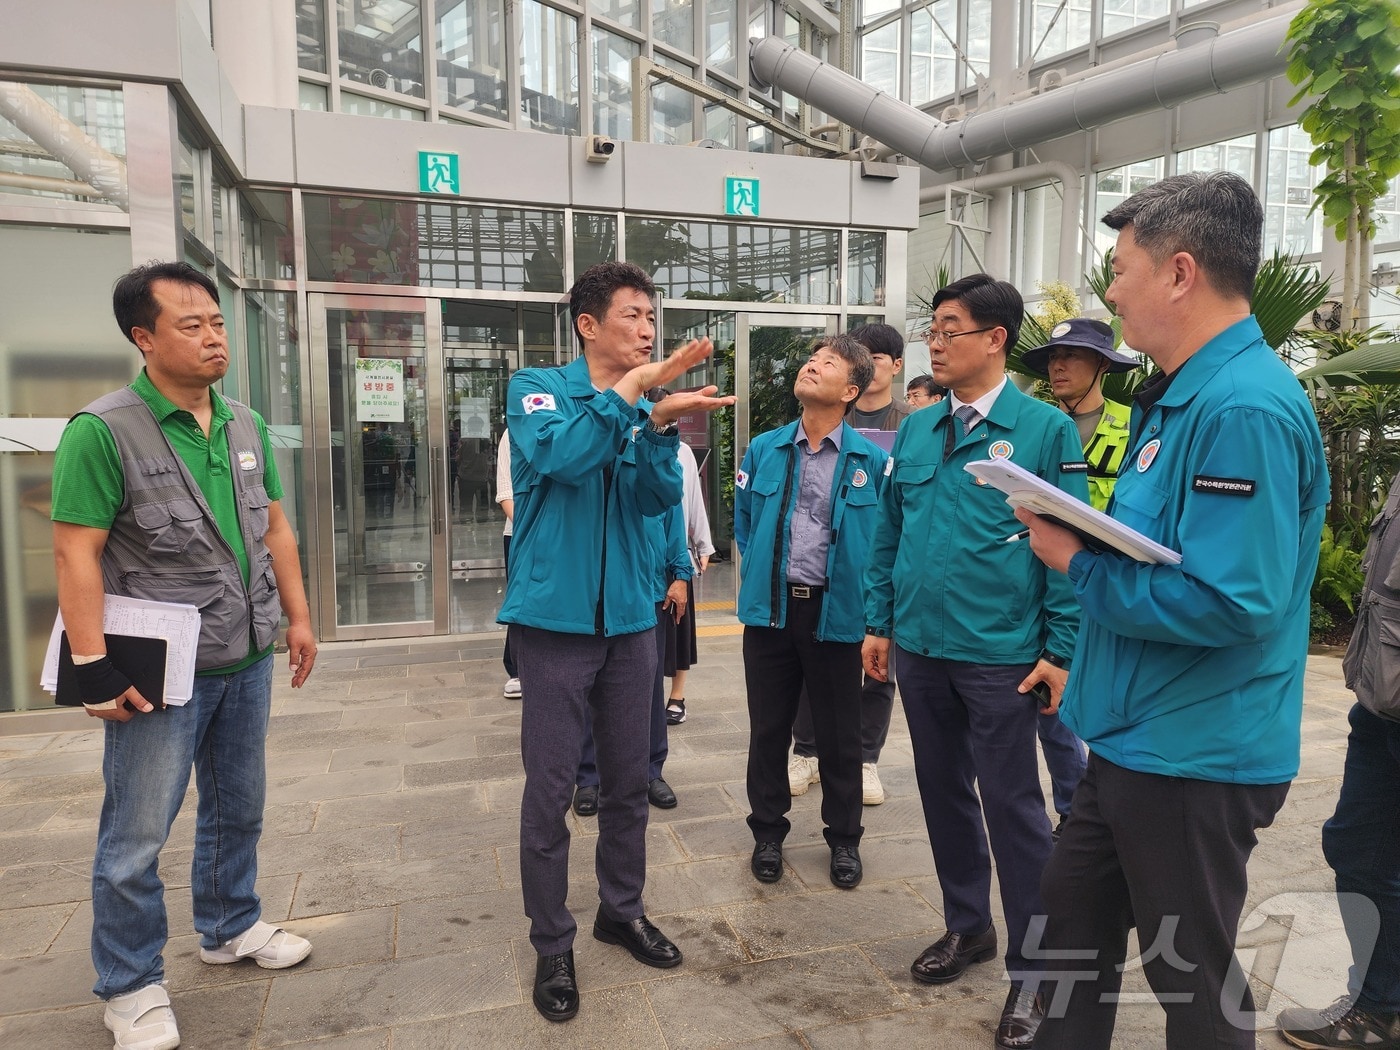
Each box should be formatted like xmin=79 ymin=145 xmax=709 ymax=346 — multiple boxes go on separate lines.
xmin=42 ymin=595 xmax=202 ymax=705
xmin=964 ymin=458 xmax=1182 ymax=565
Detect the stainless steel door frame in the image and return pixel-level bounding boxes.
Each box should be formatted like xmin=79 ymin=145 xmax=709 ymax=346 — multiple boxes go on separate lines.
xmin=307 ymin=292 xmax=450 ymax=641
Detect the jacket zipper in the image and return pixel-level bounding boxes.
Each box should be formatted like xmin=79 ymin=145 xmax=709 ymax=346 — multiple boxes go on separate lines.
xmin=595 ymin=456 xmax=617 ymax=636
xmin=769 ymin=445 xmax=797 ymax=627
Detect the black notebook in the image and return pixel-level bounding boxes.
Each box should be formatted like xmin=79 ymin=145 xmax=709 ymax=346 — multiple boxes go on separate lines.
xmin=56 ymin=632 xmax=168 ymax=709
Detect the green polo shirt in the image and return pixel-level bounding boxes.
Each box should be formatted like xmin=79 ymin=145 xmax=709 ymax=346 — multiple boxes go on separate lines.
xmin=51 ymin=369 xmax=283 ymax=674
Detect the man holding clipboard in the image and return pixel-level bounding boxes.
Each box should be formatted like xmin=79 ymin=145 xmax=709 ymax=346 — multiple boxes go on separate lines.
xmin=1020 ymin=173 xmax=1330 ymax=1050
xmin=51 ymin=262 xmax=317 ymax=1050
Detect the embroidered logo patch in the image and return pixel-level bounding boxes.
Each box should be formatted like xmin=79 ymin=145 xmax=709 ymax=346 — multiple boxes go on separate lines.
xmin=989 ymin=440 xmax=1013 ymax=460
xmin=1051 ymin=321 xmax=1073 ymax=338
xmin=522 ymin=393 xmax=556 ymax=414
xmin=851 ymin=469 xmax=868 ymax=488
xmin=237 ymin=451 xmax=258 ymax=471
xmin=736 ymin=469 xmax=749 ymax=490
xmin=1193 ymin=475 xmax=1257 ymax=497
xmin=1137 ymin=439 xmax=1162 ymax=473
xmin=884 ymin=458 xmax=894 ymax=476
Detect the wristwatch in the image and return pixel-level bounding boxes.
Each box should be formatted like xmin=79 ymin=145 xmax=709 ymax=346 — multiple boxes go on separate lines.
xmin=647 ymin=417 xmax=679 ymax=437
xmin=1039 ymin=649 xmax=1069 ymax=670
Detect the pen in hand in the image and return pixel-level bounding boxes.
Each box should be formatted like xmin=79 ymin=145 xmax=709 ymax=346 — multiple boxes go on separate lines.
xmin=1005 ymin=529 xmax=1031 ymax=543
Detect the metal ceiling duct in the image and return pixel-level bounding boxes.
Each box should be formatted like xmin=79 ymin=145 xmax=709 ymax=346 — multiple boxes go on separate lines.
xmin=749 ymin=4 xmax=1301 ymax=172
xmin=0 ymin=82 xmax=129 ymax=209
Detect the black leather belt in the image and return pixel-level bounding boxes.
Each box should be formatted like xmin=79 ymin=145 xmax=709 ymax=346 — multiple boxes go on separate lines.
xmin=788 ymin=584 xmax=824 ymax=598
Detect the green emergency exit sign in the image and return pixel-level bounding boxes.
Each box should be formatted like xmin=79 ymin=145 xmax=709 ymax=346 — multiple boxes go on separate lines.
xmin=419 ymin=152 xmax=460 ymax=195
xmin=725 ymin=176 xmax=760 ymax=217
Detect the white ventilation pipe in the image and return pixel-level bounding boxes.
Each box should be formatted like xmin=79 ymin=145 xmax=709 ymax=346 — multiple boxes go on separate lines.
xmin=750 ymin=4 xmax=1299 ymax=172
xmin=920 ymin=160 xmax=1084 ymax=286
xmin=0 ymin=82 xmax=129 ymax=209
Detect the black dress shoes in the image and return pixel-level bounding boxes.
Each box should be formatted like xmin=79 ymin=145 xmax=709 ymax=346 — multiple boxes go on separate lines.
xmin=995 ymin=985 xmax=1044 ymax=1049
xmin=648 ymin=777 xmax=678 ymax=809
xmin=751 ymin=841 xmax=783 ymax=883
xmin=533 ymin=950 xmax=579 ymax=1022
xmin=572 ymin=785 xmax=598 ymax=816
xmin=910 ymin=925 xmax=998 ymax=984
xmin=592 ymin=907 xmax=683 ymax=968
xmin=829 ymin=845 xmax=862 ymax=889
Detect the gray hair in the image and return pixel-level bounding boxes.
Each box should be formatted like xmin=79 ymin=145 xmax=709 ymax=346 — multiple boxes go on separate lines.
xmin=812 ymin=334 xmax=875 ymax=408
xmin=1101 ymin=171 xmax=1262 ymax=303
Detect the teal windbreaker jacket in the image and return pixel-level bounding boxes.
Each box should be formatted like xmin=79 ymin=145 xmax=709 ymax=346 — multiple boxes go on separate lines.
xmin=734 ymin=420 xmax=889 ymax=643
xmin=864 ymin=381 xmax=1088 ymax=664
xmin=1061 ymin=317 xmax=1330 ymax=784
xmin=499 ymin=355 xmax=682 ymax=636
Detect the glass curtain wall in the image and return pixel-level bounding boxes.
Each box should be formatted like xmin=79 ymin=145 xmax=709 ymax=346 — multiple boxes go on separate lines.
xmin=436 ymin=0 xmax=509 ymax=121
xmin=292 ymin=0 xmax=825 ymax=149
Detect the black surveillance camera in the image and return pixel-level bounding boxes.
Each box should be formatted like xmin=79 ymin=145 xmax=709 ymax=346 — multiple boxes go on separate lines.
xmin=586 ymin=135 xmax=618 ymax=163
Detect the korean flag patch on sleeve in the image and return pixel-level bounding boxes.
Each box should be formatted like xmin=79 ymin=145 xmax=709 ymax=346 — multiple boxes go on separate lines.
xmin=736 ymin=469 xmax=749 ymax=490
xmin=523 ymin=393 xmax=556 ymax=414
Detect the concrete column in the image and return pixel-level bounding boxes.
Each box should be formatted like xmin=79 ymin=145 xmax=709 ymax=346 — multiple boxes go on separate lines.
xmin=122 ymin=82 xmax=180 ymax=265
xmin=211 ymin=0 xmax=298 ymax=110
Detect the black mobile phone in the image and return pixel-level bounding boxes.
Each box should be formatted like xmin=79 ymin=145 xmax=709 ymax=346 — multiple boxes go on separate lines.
xmin=1030 ymin=681 xmax=1053 ymax=709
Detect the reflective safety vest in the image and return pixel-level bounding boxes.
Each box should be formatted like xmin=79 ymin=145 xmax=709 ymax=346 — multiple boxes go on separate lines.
xmin=1082 ymin=398 xmax=1131 ymax=512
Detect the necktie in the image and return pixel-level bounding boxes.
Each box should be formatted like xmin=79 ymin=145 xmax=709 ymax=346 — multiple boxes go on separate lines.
xmin=944 ymin=404 xmax=980 ymax=460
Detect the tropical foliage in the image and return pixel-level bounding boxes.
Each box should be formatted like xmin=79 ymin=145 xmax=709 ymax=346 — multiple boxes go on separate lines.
xmin=1285 ymin=0 xmax=1400 ymax=328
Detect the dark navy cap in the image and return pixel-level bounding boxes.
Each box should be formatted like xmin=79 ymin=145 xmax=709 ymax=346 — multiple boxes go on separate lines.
xmin=1022 ymin=318 xmax=1139 ymax=378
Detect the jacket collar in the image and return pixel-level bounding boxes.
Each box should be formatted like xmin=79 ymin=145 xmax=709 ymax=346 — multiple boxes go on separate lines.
xmin=564 ymin=354 xmax=597 ymax=396
xmin=1155 ymin=316 xmax=1264 ymax=410
xmin=562 ymin=354 xmax=653 ymax=416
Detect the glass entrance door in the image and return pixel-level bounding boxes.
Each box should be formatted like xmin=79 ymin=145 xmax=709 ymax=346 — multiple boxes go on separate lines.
xmin=442 ymin=298 xmax=566 ymax=633
xmin=309 ymin=294 xmax=445 ymax=638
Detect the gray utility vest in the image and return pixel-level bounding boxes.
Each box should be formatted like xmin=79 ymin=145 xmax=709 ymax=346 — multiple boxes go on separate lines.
xmin=81 ymin=387 xmax=281 ymax=671
xmin=1345 ymin=470 xmax=1400 ymax=721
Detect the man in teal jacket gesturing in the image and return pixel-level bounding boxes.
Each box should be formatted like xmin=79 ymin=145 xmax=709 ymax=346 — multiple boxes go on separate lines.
xmin=501 ymin=261 xmax=733 ymax=1024
xmin=735 ymin=334 xmax=888 ymax=892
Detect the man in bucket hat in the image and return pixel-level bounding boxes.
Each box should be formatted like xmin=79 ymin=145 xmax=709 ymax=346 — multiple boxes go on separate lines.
xmin=1021 ymin=317 xmax=1139 ymax=840
xmin=1021 ymin=317 xmax=1138 ymax=513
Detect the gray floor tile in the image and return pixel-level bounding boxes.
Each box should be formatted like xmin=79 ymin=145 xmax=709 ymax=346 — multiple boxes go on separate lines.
xmin=258 ymin=945 xmax=518 ymax=1045
xmin=0 ymin=643 xmax=1354 ymax=1050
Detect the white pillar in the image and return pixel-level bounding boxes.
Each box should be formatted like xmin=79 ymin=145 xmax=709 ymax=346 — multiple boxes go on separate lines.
xmin=210 ymin=0 xmax=298 ymax=110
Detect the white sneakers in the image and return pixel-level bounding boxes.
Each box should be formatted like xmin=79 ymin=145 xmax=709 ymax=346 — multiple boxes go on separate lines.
xmin=104 ymin=983 xmax=179 ymax=1050
xmin=862 ymin=762 xmax=886 ymax=805
xmin=503 ymin=677 xmax=523 ymax=699
xmin=787 ymin=753 xmax=820 ymax=796
xmin=104 ymin=925 xmax=309 ymax=1048
xmin=199 ymin=920 xmax=313 ymax=970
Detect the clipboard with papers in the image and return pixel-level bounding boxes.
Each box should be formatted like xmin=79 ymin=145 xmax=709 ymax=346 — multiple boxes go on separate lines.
xmin=41 ymin=595 xmax=201 ymax=706
xmin=964 ymin=458 xmax=1182 ymax=565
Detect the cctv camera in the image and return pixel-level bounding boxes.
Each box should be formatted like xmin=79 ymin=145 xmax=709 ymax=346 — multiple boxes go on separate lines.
xmin=586 ymin=135 xmax=618 ymax=163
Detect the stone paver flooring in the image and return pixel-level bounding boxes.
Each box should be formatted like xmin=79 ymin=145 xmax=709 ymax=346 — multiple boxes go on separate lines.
xmin=0 ymin=637 xmax=1359 ymax=1048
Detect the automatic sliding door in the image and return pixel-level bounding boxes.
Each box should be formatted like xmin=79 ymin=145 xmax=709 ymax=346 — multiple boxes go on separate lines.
xmin=311 ymin=295 xmax=442 ymax=637
xmin=441 ymin=299 xmax=561 ymax=634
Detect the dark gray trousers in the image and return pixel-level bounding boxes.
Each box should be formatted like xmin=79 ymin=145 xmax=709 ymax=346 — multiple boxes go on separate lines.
xmin=516 ymin=625 xmax=656 ymax=955
xmin=1036 ymin=754 xmax=1289 ymax=1050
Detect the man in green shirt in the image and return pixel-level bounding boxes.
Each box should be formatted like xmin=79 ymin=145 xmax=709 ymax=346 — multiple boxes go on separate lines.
xmin=51 ymin=261 xmax=317 ymax=1050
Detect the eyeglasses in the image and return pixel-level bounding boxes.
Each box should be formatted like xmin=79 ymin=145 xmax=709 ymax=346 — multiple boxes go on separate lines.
xmin=925 ymin=326 xmax=997 ymax=347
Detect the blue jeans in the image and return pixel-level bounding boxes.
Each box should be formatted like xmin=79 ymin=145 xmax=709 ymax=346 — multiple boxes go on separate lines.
xmin=91 ymin=653 xmax=273 ymax=999
xmin=1323 ymin=702 xmax=1400 ymax=1014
